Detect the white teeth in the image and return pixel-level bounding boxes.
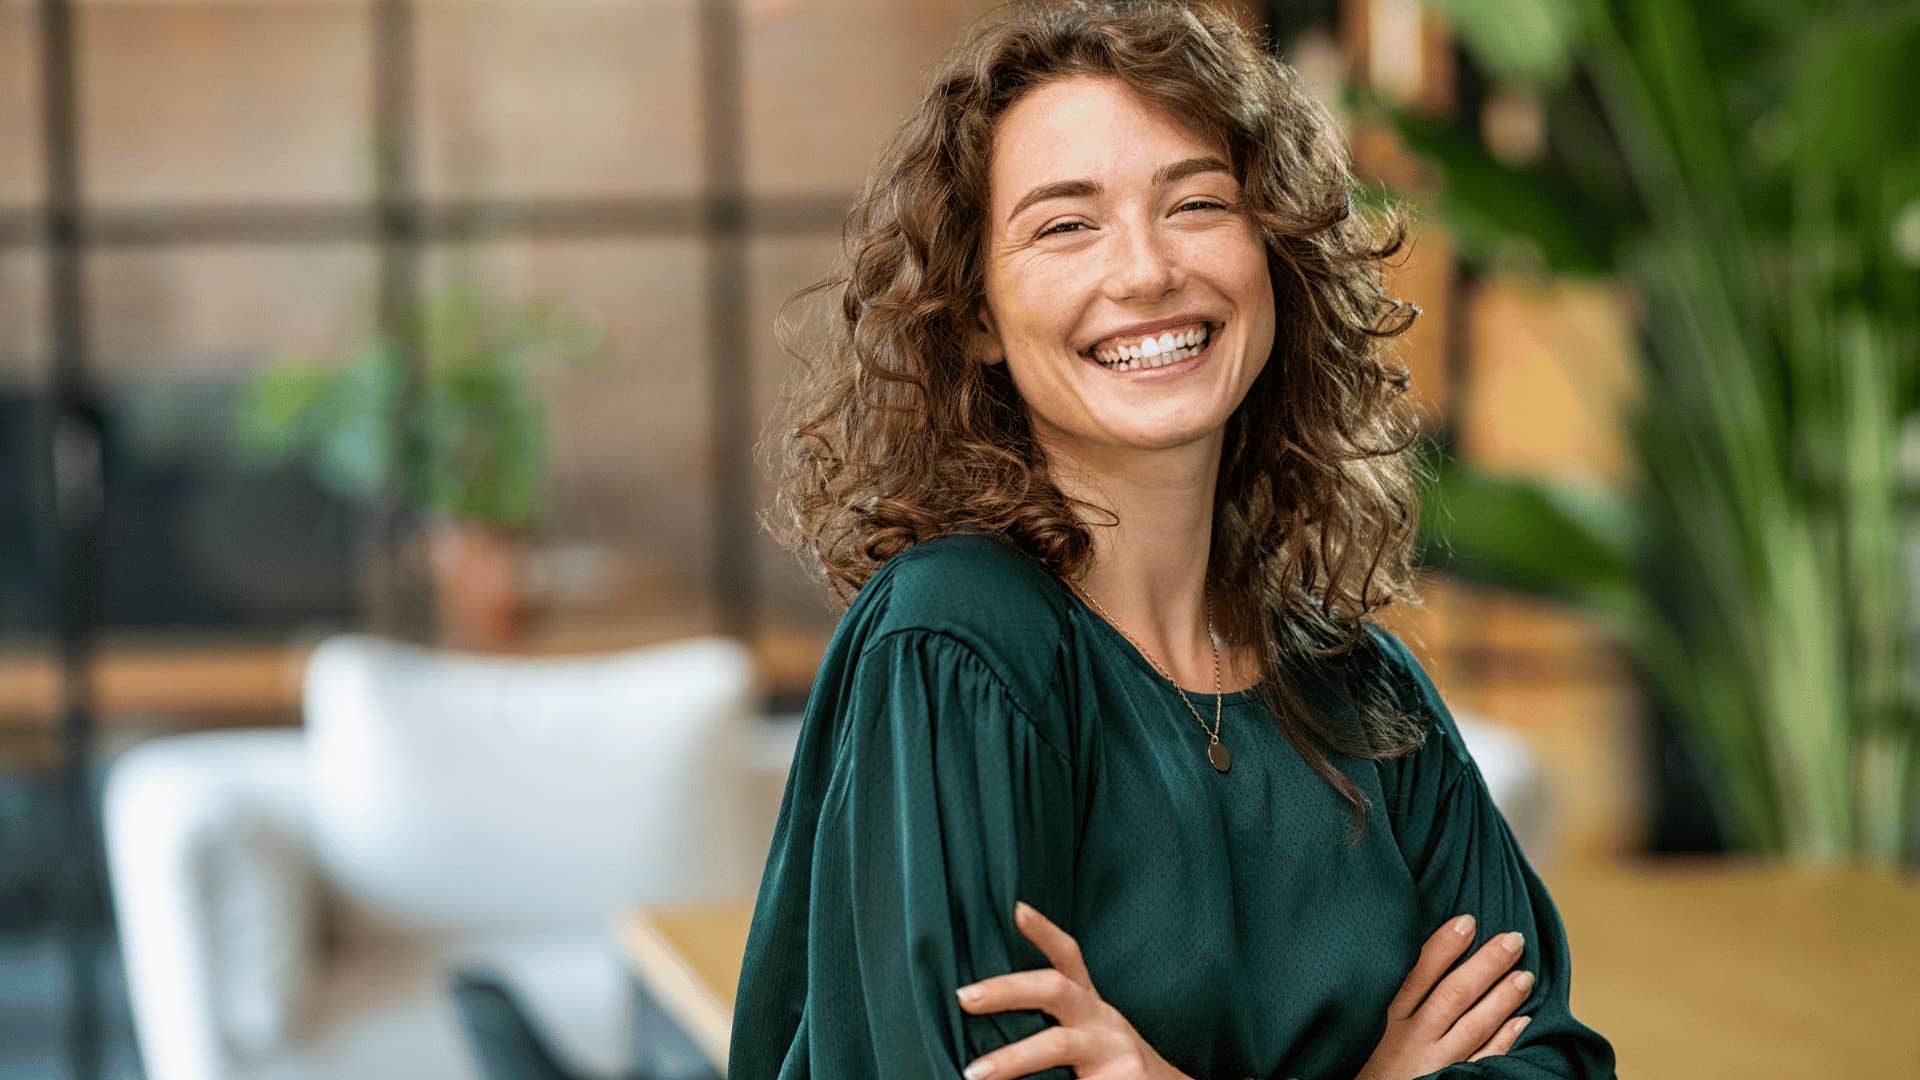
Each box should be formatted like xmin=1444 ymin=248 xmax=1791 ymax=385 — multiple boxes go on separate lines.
xmin=1093 ymin=333 xmax=1210 ymax=372
xmin=1089 ymin=323 xmax=1213 ymax=366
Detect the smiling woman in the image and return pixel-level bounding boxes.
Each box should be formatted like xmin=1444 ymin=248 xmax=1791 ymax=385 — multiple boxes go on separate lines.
xmin=734 ymin=2 xmax=1616 ymax=1079
xmin=968 ymin=73 xmax=1277 ymax=455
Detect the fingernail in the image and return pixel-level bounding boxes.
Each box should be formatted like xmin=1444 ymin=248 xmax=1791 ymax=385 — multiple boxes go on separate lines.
xmin=1014 ymin=901 xmax=1033 ymax=919
xmin=1514 ymin=971 xmax=1535 ymax=992
xmin=964 ymin=1061 xmax=996 ymax=1079
xmin=956 ymin=985 xmax=981 ymax=1004
xmin=1503 ymin=931 xmax=1525 ymax=953
xmin=1516 ymin=1017 xmax=1533 ymax=1035
xmin=1451 ymin=914 xmax=1474 ymax=936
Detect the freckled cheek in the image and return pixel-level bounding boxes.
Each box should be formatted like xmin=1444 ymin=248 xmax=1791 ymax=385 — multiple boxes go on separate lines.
xmin=1000 ymin=286 xmax=1086 ymax=355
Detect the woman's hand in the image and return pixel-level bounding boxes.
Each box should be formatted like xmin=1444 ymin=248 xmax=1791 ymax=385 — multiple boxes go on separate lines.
xmin=954 ymin=900 xmax=1192 ymax=1080
xmin=1353 ymin=914 xmax=1535 ymax=1080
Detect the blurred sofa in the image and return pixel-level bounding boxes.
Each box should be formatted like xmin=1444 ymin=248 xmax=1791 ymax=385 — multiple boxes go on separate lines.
xmin=103 ymin=633 xmax=781 ymax=1080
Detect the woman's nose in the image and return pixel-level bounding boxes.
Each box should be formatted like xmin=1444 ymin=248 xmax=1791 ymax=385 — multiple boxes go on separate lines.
xmin=1104 ymin=222 xmax=1180 ymax=300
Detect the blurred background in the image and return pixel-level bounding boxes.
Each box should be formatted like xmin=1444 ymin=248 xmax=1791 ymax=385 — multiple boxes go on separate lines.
xmin=0 ymin=1 xmax=1913 ymax=1078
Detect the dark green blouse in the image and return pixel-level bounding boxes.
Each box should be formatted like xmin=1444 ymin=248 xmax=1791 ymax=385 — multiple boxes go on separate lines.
xmin=729 ymin=532 xmax=1615 ymax=1079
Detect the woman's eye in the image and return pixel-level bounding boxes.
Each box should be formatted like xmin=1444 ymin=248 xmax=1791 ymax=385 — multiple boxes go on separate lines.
xmin=1036 ymin=219 xmax=1098 ymax=237
xmin=1036 ymin=201 xmax=1227 ymax=239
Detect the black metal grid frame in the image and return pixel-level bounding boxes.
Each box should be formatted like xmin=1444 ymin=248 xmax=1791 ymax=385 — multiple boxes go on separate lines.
xmin=10 ymin=0 xmax=851 ymax=647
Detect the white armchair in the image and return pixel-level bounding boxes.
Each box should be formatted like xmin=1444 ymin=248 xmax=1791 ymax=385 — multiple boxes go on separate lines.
xmin=104 ymin=633 xmax=777 ymax=1080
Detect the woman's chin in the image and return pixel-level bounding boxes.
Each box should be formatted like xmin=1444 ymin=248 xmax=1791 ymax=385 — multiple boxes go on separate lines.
xmin=1081 ymin=382 xmax=1240 ymax=446
xmin=1090 ymin=415 xmax=1229 ymax=452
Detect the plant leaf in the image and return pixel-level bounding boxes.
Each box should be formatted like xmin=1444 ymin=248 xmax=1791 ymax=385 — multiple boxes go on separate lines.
xmin=1416 ymin=455 xmax=1641 ymax=621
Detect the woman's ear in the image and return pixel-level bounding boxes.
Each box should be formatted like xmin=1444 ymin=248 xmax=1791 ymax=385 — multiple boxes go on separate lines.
xmin=967 ymin=306 xmax=1007 ymax=367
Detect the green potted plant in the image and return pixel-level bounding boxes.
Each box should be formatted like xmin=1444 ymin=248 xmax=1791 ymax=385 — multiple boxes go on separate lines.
xmin=232 ymin=276 xmax=606 ymax=648
xmin=1350 ymin=0 xmax=1919 ymax=866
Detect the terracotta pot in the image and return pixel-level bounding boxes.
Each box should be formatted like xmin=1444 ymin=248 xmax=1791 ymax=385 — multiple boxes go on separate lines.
xmin=425 ymin=518 xmax=540 ymax=651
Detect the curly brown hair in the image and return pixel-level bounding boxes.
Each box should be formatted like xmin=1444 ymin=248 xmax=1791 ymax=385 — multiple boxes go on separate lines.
xmin=758 ymin=0 xmax=1432 ymax=846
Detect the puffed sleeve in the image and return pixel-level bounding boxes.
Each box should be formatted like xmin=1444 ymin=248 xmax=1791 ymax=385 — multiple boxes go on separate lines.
xmin=1368 ymin=626 xmax=1618 ymax=1079
xmin=773 ymin=627 xmax=1079 ymax=1079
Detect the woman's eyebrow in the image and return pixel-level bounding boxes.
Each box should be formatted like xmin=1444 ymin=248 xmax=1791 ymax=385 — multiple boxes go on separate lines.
xmin=1006 ymin=155 xmax=1233 ymax=224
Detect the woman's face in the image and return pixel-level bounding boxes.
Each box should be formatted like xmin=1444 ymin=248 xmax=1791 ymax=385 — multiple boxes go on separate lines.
xmin=972 ymin=74 xmax=1276 ymax=457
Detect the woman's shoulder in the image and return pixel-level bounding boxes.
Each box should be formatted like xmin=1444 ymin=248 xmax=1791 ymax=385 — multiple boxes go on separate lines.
xmin=845 ymin=530 xmax=1074 ymax=710
xmin=1357 ymin=619 xmax=1479 ymax=777
xmin=862 ymin=530 xmax=1073 ymax=632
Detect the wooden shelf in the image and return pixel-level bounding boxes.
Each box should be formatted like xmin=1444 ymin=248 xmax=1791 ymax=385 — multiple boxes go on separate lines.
xmin=0 ymin=612 xmax=831 ymax=728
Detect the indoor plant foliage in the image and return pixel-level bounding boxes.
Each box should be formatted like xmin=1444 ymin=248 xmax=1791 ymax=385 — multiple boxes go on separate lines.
xmin=233 ymin=278 xmax=605 ymax=644
xmin=1362 ymin=0 xmax=1919 ymax=865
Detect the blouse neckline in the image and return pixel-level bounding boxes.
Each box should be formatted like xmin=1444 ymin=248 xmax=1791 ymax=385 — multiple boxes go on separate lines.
xmin=1049 ymin=574 xmax=1267 ymax=707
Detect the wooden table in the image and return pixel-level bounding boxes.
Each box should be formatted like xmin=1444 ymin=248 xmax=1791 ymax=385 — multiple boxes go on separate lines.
xmin=1546 ymin=856 xmax=1920 ymax=1078
xmin=617 ymin=858 xmax=1920 ymax=1079
xmin=617 ymin=902 xmax=757 ymax=1075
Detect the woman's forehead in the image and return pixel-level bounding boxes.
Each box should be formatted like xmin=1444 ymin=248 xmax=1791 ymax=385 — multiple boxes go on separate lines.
xmin=988 ymin=78 xmax=1230 ymax=223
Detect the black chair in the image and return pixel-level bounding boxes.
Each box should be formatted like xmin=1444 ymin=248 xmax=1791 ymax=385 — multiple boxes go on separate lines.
xmin=449 ymin=965 xmax=723 ymax=1080
xmin=448 ymin=967 xmax=597 ymax=1080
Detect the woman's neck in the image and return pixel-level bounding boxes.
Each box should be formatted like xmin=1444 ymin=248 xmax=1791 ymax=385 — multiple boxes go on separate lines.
xmin=1041 ymin=428 xmax=1228 ymax=688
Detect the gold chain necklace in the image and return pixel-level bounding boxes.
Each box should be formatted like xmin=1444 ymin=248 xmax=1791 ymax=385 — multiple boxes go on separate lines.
xmin=1070 ymin=580 xmax=1232 ymax=774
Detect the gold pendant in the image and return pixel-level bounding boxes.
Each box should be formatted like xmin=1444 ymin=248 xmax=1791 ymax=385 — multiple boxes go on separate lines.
xmin=1208 ymin=740 xmax=1232 ymax=773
